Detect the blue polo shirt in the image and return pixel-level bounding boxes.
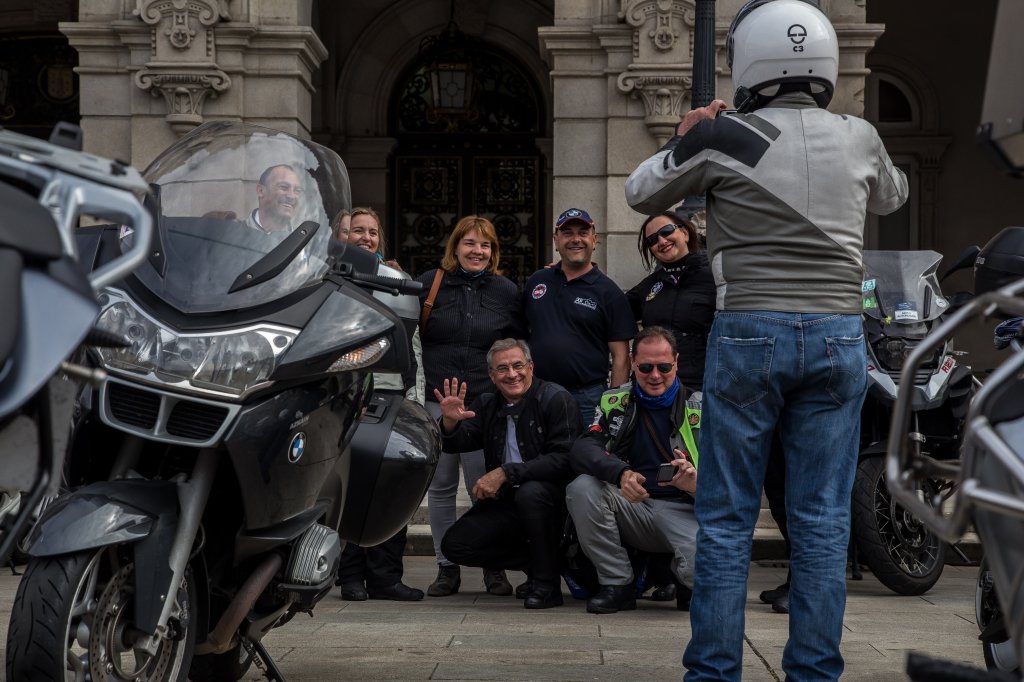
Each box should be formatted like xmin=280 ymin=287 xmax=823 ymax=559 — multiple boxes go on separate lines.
xmin=523 ymin=263 xmax=636 ymax=389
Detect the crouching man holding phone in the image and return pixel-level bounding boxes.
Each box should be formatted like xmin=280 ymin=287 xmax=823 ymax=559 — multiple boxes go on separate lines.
xmin=566 ymin=326 xmax=701 ymax=614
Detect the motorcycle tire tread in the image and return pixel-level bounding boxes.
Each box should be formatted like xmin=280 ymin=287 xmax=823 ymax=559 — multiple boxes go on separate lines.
xmin=851 ymin=456 xmax=945 ymax=596
xmin=5 ymin=552 xmax=94 ymax=680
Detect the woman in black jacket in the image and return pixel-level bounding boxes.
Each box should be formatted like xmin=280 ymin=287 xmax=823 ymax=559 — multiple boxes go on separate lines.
xmin=626 ymin=212 xmax=716 ymax=392
xmin=416 ymin=215 xmax=526 ymax=598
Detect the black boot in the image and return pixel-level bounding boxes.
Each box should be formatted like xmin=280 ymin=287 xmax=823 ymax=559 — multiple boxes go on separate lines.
xmin=649 ymin=583 xmax=677 ymax=601
xmin=586 ymin=584 xmax=636 ymax=614
xmin=759 ymin=581 xmax=789 ymax=604
xmin=772 ymin=586 xmax=790 ymax=614
xmin=483 ymin=568 xmax=513 ymax=596
xmin=515 ymin=579 xmax=534 ymax=599
xmin=427 ymin=564 xmax=461 ymax=597
xmin=523 ymin=580 xmax=564 ymax=609
xmin=675 ymin=582 xmax=692 ymax=612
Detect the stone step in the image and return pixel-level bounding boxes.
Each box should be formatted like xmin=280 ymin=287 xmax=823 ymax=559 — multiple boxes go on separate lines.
xmin=404 ymin=515 xmax=981 ymax=562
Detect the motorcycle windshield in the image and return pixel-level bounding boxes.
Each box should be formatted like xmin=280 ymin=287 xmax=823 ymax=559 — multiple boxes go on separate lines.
xmin=125 ymin=121 xmax=351 ymax=313
xmin=861 ymin=250 xmax=946 ymax=325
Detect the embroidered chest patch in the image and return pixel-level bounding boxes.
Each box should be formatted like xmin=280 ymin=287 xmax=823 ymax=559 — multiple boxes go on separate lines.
xmin=646 ymin=281 xmax=664 ymax=302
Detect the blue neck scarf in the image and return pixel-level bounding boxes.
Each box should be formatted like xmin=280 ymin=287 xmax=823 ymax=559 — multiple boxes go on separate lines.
xmin=634 ymin=376 xmax=679 ymax=410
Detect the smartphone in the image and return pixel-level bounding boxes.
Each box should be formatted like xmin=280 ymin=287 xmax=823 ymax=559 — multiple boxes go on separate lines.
xmin=656 ymin=462 xmax=677 ymax=483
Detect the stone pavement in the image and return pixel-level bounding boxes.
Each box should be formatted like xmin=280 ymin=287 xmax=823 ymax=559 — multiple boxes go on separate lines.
xmin=0 ymin=556 xmax=987 ymax=681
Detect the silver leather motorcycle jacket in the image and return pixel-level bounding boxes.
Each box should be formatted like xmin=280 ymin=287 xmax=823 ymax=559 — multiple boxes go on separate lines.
xmin=626 ymin=92 xmax=909 ymax=314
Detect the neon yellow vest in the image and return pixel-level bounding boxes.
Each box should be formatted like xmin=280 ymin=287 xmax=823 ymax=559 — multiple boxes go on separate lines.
xmin=599 ymin=389 xmax=700 ymax=469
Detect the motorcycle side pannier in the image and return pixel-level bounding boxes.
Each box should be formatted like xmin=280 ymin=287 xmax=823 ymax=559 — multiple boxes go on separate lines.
xmin=339 ymin=392 xmax=440 ymax=546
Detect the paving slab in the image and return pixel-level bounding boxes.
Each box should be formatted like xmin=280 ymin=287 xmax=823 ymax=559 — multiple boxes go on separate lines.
xmin=0 ymin=559 xmax=991 ymax=681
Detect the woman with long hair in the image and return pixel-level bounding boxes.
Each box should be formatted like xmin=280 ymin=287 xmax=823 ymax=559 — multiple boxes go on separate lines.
xmin=627 ymin=212 xmax=716 ymax=391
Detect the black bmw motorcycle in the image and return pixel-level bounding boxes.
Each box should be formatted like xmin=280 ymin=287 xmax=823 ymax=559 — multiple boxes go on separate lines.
xmin=5 ymin=121 xmax=439 ymax=682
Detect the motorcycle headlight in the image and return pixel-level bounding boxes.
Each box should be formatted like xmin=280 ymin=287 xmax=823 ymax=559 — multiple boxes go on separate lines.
xmin=94 ymin=289 xmax=298 ymax=398
xmin=874 ymin=337 xmax=910 ymax=372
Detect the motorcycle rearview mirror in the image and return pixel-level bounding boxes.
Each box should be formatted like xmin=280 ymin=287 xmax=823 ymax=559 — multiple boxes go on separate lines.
xmin=939 ymin=245 xmax=982 ymax=282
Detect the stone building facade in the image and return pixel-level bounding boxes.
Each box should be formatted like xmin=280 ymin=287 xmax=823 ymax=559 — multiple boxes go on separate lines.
xmin=1 ymin=0 xmax=1018 ymax=365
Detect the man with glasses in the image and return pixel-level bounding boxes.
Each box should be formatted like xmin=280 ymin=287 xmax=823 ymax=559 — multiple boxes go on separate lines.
xmin=434 ymin=338 xmax=582 ymax=609
xmin=247 ymin=164 xmax=304 ymax=233
xmin=566 ymin=326 xmax=700 ymax=614
xmin=523 ymin=207 xmax=635 ymax=423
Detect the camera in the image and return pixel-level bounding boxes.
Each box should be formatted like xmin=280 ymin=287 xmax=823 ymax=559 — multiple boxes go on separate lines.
xmin=656 ymin=462 xmax=678 ymax=483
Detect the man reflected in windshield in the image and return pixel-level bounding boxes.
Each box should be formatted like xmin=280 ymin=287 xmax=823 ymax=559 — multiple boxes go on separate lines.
xmin=248 ymin=164 xmax=303 ymax=233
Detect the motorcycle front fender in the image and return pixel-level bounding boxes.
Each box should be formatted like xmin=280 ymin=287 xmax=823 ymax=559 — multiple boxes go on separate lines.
xmin=28 ymin=479 xmax=180 ymax=635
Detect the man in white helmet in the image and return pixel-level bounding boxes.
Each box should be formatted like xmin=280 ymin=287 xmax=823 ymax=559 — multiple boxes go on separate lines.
xmin=625 ymin=1 xmax=908 ymax=680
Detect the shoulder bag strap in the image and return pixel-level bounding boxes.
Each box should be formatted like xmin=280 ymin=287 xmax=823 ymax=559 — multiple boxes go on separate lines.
xmin=639 ymin=408 xmax=685 ymax=464
xmin=419 ymin=269 xmax=445 ymax=331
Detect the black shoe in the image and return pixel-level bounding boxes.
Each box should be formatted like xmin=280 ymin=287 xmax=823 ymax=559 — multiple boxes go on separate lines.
xmin=483 ymin=568 xmax=513 ymax=596
xmin=524 ymin=582 xmax=564 ymax=609
xmin=586 ymin=584 xmax=637 ymax=614
xmin=515 ymin=579 xmax=534 ymax=600
xmin=368 ymin=582 xmax=425 ymax=601
xmin=649 ymin=583 xmax=677 ymax=601
xmin=428 ymin=564 xmax=461 ymax=597
xmin=675 ymin=583 xmax=693 ymax=612
xmin=771 ymin=590 xmax=790 ymax=614
xmin=340 ymin=581 xmax=368 ymax=601
xmin=759 ymin=581 xmax=789 ymax=605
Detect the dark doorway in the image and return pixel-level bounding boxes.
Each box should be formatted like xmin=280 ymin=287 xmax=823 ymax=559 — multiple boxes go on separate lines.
xmin=389 ymin=39 xmax=544 ymax=285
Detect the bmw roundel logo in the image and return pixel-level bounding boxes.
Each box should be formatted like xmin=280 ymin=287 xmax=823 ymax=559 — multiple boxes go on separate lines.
xmin=288 ymin=432 xmax=306 ymax=464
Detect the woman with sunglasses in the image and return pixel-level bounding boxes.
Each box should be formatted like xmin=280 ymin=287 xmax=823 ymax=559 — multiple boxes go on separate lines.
xmin=626 ymin=212 xmax=716 ymax=392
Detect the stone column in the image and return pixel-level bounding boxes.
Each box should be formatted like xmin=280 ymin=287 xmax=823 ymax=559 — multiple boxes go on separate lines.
xmin=61 ymin=0 xmax=326 ymax=168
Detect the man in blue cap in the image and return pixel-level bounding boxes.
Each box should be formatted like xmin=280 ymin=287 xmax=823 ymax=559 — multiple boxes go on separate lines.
xmin=522 ymin=207 xmax=636 ymax=422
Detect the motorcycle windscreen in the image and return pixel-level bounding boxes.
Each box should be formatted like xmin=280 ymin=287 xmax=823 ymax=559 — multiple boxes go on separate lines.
xmin=862 ymin=250 xmax=946 ymax=326
xmin=126 ymin=121 xmax=352 ymax=314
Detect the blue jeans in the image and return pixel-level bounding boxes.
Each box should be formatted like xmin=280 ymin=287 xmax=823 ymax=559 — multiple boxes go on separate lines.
xmin=683 ymin=311 xmax=867 ymax=682
xmin=567 ymin=382 xmax=606 ymax=427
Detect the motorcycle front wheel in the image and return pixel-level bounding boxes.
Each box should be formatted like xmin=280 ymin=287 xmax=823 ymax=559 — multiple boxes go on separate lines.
xmin=5 ymin=546 xmax=196 ymax=682
xmin=976 ymin=557 xmax=1020 ymax=674
xmin=851 ymin=455 xmax=946 ymax=595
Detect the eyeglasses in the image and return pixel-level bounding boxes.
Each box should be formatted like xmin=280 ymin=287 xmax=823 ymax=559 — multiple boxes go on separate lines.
xmin=643 ymin=224 xmax=683 ymax=249
xmin=635 ymin=362 xmax=674 ymax=374
xmin=491 ymin=361 xmax=529 ymax=375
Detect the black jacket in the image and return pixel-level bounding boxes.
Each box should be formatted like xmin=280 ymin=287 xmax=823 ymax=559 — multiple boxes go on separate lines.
xmin=570 ymin=383 xmax=700 ymax=502
xmin=626 ymin=250 xmax=715 ymax=390
xmin=416 ymin=269 xmax=526 ymax=403
xmin=441 ymin=378 xmax=582 ymax=487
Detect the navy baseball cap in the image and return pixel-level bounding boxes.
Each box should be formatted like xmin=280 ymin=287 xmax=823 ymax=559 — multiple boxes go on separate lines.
xmin=555 ymin=207 xmax=595 ymax=229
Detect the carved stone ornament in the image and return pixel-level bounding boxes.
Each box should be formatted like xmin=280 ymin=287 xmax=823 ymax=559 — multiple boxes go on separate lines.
xmin=617 ymin=71 xmax=693 ymax=144
xmin=134 ymin=70 xmax=231 ymax=134
xmin=132 ymin=0 xmax=232 ymax=134
xmin=619 ymin=0 xmax=695 ymax=54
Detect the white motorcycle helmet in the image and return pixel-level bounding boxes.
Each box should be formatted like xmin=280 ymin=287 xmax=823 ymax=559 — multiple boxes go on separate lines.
xmin=727 ymin=0 xmax=839 ymax=112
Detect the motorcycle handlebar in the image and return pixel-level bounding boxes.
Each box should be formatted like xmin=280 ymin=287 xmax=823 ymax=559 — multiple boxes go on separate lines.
xmin=346 ymin=270 xmax=424 ymax=296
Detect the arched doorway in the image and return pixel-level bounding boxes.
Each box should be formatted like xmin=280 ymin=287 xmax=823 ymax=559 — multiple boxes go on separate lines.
xmin=389 ymin=39 xmax=545 ymax=285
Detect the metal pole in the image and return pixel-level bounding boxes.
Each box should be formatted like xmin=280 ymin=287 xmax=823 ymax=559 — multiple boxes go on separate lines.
xmin=692 ymin=0 xmax=716 ymax=108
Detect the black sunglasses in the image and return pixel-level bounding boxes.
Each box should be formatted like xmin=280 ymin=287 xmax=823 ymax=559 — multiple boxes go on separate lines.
xmin=635 ymin=362 xmax=674 ymax=374
xmin=644 ymin=224 xmax=683 ymax=249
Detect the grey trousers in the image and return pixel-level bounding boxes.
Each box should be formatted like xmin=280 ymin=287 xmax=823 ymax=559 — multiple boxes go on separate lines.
xmin=425 ymin=401 xmax=486 ymax=566
xmin=565 ymin=474 xmax=699 ymax=588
